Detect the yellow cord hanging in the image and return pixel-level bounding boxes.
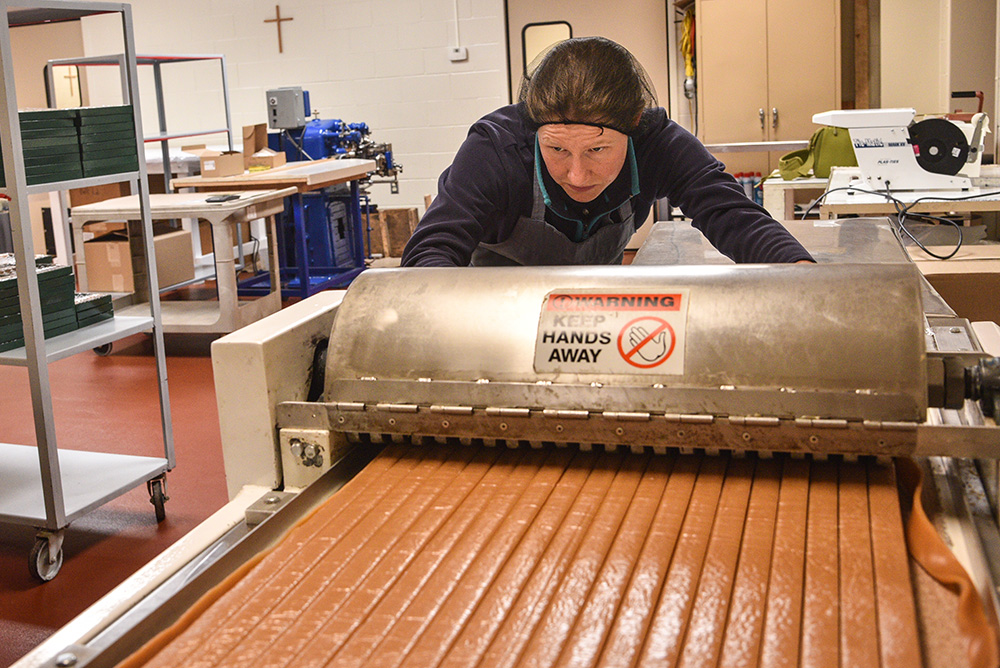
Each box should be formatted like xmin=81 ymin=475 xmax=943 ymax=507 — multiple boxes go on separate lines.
xmin=680 ymin=8 xmax=695 ymax=79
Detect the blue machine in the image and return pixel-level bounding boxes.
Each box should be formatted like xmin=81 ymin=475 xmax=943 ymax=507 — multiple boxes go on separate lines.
xmin=271 ymin=118 xmax=400 ymax=188
xmin=240 ymin=87 xmax=402 ymax=299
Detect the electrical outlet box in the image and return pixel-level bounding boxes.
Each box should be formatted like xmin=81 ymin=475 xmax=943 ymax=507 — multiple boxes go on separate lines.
xmin=267 ymin=87 xmax=308 ymax=130
xmin=448 ymin=46 xmax=468 ymax=62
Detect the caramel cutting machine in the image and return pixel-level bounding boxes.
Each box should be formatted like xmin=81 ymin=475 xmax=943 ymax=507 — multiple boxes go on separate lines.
xmin=13 ymin=218 xmax=1000 ymax=668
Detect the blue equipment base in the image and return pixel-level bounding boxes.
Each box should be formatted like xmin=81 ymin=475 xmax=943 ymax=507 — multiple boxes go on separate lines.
xmin=236 ymin=178 xmax=369 ymax=300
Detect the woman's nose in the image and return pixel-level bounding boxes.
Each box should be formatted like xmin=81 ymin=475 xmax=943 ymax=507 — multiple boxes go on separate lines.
xmin=565 ymin=157 xmax=587 ymax=184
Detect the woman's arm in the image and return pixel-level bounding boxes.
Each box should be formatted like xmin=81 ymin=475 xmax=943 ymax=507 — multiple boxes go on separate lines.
xmin=401 ymin=127 xmax=516 ymax=267
xmin=642 ymin=117 xmax=814 ymax=264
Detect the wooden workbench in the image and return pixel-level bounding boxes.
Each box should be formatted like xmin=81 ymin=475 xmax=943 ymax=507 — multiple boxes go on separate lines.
xmin=170 ymin=157 xmax=375 ymax=193
xmin=71 ymin=189 xmax=296 ymax=334
xmin=171 ymin=158 xmax=377 ymax=298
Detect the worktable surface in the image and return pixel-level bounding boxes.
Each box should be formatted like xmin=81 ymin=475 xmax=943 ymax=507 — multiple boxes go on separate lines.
xmin=71 ymin=189 xmax=298 ymax=223
xmin=170 ymin=157 xmax=375 ymax=193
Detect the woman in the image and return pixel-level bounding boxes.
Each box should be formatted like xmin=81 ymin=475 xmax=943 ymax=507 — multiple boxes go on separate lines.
xmin=401 ymin=36 xmax=813 ymax=267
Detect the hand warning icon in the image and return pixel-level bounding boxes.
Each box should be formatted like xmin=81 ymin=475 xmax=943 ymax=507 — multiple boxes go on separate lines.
xmin=617 ymin=317 xmax=676 ymax=369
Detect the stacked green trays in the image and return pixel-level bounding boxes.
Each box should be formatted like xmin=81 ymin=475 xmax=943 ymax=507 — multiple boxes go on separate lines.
xmin=74 ymin=292 xmax=114 ymax=329
xmin=0 ymin=106 xmax=138 ymax=187
xmin=0 ymin=260 xmax=78 ymax=352
xmin=79 ymin=106 xmax=138 ymax=178
xmin=7 ymin=109 xmax=84 ymax=187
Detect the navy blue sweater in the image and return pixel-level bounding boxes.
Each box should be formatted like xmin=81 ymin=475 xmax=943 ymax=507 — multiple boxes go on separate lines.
xmin=402 ymin=104 xmax=813 ymax=266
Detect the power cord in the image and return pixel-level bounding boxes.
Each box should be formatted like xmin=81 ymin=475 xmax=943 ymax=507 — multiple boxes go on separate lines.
xmin=282 ymin=130 xmax=315 ymax=161
xmin=249 ymin=234 xmax=260 ymax=275
xmin=799 ymin=183 xmax=1000 ymax=260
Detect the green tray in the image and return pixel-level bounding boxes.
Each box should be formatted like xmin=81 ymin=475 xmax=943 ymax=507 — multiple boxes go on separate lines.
xmin=82 ymin=158 xmax=139 ymax=178
xmin=22 ymin=136 xmax=82 ymax=151
xmin=25 ymin=168 xmax=85 ymax=185
xmin=20 ymin=108 xmax=78 ymax=122
xmin=78 ymin=129 xmax=136 ymax=144
xmin=20 ymin=126 xmax=79 ymax=140
xmin=78 ymin=105 xmax=132 ymax=118
xmin=78 ymin=114 xmax=134 ymax=127
xmin=0 ymin=337 xmax=24 ymax=352
xmin=43 ymin=321 xmax=79 ymax=338
xmin=77 ymin=312 xmax=114 ymax=328
xmin=82 ymin=145 xmax=138 ymax=161
xmin=23 ymin=152 xmax=82 ymax=168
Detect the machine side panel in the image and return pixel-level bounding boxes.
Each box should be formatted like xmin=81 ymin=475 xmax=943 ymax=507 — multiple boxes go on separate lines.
xmin=212 ymin=291 xmax=343 ymax=498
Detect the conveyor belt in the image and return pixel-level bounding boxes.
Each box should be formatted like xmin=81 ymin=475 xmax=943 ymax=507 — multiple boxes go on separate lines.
xmin=116 ymin=444 xmax=997 ymax=668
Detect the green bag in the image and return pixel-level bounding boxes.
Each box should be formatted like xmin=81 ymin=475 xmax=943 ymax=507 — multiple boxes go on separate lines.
xmin=778 ymin=125 xmax=857 ymax=180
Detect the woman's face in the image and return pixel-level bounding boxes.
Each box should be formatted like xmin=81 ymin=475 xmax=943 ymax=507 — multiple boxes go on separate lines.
xmin=536 ymin=124 xmax=629 ymax=203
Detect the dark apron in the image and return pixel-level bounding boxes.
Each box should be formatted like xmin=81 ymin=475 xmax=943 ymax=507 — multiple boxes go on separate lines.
xmin=471 ymin=175 xmax=635 ymax=266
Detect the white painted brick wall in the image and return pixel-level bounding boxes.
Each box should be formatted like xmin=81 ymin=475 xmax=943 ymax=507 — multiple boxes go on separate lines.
xmin=79 ymin=0 xmax=509 ymax=214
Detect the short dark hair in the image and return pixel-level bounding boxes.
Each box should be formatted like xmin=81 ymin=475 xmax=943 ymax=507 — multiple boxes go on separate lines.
xmin=519 ymin=37 xmax=657 ymax=134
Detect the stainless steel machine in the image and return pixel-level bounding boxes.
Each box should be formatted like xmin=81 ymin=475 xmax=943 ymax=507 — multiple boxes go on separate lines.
xmin=14 ymin=218 xmax=1000 ymax=668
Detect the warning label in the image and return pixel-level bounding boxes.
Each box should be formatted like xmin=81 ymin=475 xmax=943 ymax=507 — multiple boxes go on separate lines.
xmin=534 ymin=290 xmax=688 ymax=374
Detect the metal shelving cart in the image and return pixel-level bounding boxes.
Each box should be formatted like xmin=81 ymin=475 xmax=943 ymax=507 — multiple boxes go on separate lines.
xmin=42 ymin=53 xmax=234 ymax=270
xmin=44 ymin=52 xmax=234 ymax=194
xmin=0 ymin=0 xmax=174 ymax=581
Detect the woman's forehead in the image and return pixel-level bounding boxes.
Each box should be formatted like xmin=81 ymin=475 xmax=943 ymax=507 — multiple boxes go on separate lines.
xmin=537 ymin=123 xmax=627 ymax=145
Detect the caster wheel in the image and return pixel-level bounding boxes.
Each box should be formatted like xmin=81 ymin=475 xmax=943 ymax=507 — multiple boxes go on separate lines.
xmin=93 ymin=343 xmax=113 ymax=356
xmin=29 ymin=537 xmax=63 ymax=582
xmin=149 ymin=478 xmax=168 ymax=523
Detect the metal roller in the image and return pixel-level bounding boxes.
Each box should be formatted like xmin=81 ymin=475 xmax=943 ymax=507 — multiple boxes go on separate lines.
xmin=325 ymin=264 xmax=926 ymax=420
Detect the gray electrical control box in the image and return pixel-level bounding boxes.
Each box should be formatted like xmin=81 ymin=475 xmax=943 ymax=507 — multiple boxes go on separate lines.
xmin=267 ymin=87 xmax=307 ymax=130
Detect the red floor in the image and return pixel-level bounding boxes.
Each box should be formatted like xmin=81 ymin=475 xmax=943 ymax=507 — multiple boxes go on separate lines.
xmin=0 ymin=333 xmax=229 ymax=667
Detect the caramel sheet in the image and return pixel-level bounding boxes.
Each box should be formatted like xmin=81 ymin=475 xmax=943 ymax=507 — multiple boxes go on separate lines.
xmin=119 ymin=445 xmax=998 ymax=668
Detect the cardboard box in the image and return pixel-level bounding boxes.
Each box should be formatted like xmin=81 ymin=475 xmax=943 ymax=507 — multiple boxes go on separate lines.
xmin=909 ymin=244 xmax=1000 ymax=324
xmin=248 ymin=147 xmax=286 ymax=170
xmin=198 ymin=150 xmax=244 ymax=178
xmin=68 ymin=181 xmax=130 ymax=207
xmin=81 ymin=221 xmax=127 ymax=239
xmin=242 ymin=123 xmax=269 ymax=168
xmin=84 ymin=228 xmax=195 ymax=293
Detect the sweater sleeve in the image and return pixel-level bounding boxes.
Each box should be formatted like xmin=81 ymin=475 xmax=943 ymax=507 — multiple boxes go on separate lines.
xmin=401 ymin=125 xmax=514 ymax=267
xmin=643 ymin=118 xmax=814 ymax=264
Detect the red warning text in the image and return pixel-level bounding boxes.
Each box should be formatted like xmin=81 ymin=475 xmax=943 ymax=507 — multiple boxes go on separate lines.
xmin=546 ymin=293 xmax=682 ymax=311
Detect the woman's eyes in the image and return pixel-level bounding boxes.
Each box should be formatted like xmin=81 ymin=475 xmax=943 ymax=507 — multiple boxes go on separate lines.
xmin=545 ymin=145 xmax=611 ymax=155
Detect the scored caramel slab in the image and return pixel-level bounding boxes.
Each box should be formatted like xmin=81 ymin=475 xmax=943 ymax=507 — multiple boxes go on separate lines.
xmin=122 ymin=446 xmax=942 ymax=668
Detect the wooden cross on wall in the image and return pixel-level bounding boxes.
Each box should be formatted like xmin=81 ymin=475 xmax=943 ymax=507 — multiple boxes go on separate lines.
xmin=265 ymin=4 xmax=293 ymax=54
xmin=63 ymin=68 xmax=78 ymax=96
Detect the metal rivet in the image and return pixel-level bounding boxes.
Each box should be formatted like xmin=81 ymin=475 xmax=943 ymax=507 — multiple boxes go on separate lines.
xmin=441 ymin=420 xmax=450 ymax=428
xmin=742 ymin=432 xmax=751 ymax=441
xmin=388 ymin=418 xmax=396 ymax=426
xmin=499 ymin=423 xmax=508 ymax=431
xmin=555 ymin=425 xmax=564 ymax=433
xmin=809 ymin=435 xmax=819 ymax=444
xmin=337 ymin=416 xmax=345 ymax=424
xmin=677 ymin=430 xmax=685 ymax=438
xmin=56 ymin=654 xmax=78 ymax=667
xmin=615 ymin=427 xmax=624 ymax=436
xmin=264 ymin=496 xmax=281 ymax=505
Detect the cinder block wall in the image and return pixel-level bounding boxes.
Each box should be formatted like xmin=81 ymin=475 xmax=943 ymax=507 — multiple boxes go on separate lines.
xmin=79 ymin=0 xmax=509 ymax=214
